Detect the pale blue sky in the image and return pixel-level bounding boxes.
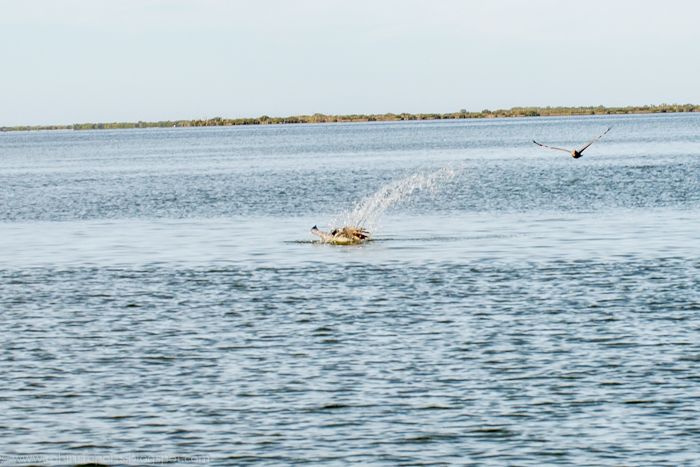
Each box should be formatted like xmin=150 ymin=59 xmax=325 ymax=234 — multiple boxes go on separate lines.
xmin=2 ymin=0 xmax=699 ymax=126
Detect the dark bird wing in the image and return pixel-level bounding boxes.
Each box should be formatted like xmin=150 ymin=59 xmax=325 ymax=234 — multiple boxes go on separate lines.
xmin=532 ymin=140 xmax=571 ymax=154
xmin=577 ymin=126 xmax=612 ymax=154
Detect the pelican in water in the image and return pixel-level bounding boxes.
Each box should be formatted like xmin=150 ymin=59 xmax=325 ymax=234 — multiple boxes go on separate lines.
xmin=311 ymin=225 xmax=370 ymax=245
xmin=533 ymin=126 xmax=612 ymax=159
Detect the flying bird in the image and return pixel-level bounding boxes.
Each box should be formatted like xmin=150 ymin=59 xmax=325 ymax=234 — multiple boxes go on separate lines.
xmin=533 ymin=126 xmax=612 ymax=159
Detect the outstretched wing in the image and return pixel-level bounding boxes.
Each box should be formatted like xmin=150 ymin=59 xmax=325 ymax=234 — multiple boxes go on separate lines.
xmin=532 ymin=140 xmax=571 ymax=154
xmin=577 ymin=126 xmax=612 ymax=154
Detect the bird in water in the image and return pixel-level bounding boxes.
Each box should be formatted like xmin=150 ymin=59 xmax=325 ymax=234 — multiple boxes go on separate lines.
xmin=311 ymin=225 xmax=370 ymax=245
xmin=533 ymin=126 xmax=612 ymax=159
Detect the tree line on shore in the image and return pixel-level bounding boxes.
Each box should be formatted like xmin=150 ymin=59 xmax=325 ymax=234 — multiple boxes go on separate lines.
xmin=3 ymin=104 xmax=698 ymax=132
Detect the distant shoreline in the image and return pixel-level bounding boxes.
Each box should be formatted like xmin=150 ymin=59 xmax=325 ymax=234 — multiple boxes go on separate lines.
xmin=2 ymin=104 xmax=698 ymax=132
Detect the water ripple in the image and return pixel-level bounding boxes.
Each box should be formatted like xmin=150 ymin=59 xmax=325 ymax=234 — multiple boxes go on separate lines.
xmin=2 ymin=259 xmax=699 ymax=465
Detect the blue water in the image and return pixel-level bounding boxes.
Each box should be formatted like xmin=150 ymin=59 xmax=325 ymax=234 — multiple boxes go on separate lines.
xmin=1 ymin=114 xmax=700 ymax=466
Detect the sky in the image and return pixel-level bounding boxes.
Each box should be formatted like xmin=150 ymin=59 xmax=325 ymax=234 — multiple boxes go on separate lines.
xmin=2 ymin=0 xmax=700 ymax=126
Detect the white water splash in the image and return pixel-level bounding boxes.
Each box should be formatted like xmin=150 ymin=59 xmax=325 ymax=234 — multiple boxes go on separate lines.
xmin=332 ymin=167 xmax=458 ymax=232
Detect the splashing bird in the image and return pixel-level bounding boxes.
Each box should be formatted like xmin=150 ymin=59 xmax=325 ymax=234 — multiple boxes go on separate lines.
xmin=533 ymin=126 xmax=612 ymax=159
xmin=311 ymin=225 xmax=370 ymax=245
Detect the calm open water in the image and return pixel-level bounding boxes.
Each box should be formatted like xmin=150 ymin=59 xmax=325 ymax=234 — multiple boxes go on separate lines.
xmin=1 ymin=114 xmax=700 ymax=466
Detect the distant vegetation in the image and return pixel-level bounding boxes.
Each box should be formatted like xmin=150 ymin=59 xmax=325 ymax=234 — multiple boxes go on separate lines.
xmin=2 ymin=104 xmax=699 ymax=132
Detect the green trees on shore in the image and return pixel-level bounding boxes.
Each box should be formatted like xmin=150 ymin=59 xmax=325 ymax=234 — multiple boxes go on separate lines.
xmin=2 ymin=104 xmax=698 ymax=132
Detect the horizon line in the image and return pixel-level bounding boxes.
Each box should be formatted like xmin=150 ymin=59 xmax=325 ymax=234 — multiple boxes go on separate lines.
xmin=2 ymin=103 xmax=698 ymax=132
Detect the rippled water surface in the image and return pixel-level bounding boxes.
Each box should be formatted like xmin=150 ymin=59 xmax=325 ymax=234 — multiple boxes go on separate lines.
xmin=2 ymin=114 xmax=700 ymax=466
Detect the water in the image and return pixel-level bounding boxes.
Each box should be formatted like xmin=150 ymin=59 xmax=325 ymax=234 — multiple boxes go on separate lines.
xmin=1 ymin=114 xmax=700 ymax=466
xmin=336 ymin=167 xmax=458 ymax=232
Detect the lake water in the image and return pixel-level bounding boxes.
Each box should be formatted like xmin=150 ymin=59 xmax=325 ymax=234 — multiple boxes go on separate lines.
xmin=1 ymin=114 xmax=700 ymax=466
